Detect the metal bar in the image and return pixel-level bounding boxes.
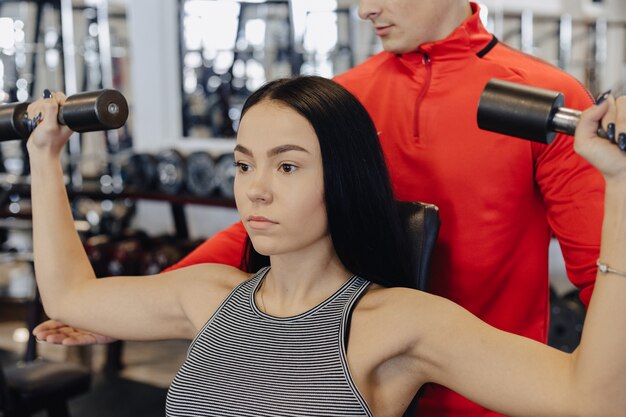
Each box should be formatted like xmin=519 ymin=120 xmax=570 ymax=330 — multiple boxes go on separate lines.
xmin=59 ymin=0 xmax=82 ymax=189
xmin=96 ymin=0 xmax=123 ymax=192
xmin=27 ymin=2 xmax=44 ymax=99
xmin=23 ymin=285 xmax=42 ymax=362
xmin=559 ymin=14 xmax=572 ymax=71
xmin=170 ymin=203 xmax=189 ymax=240
xmin=594 ymin=17 xmax=608 ymax=93
xmin=521 ymin=9 xmax=534 ymax=54
xmin=492 ymin=4 xmax=505 ymax=40
xmin=20 ymin=2 xmax=45 ymax=177
xmin=95 ymin=0 xmax=113 ymax=90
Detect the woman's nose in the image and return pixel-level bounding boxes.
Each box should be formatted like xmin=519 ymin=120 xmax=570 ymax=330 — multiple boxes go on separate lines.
xmin=246 ymin=173 xmax=273 ymax=203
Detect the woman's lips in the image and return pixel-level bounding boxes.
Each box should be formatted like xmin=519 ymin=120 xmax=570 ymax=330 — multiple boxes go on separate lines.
xmin=247 ymin=216 xmax=278 ymax=230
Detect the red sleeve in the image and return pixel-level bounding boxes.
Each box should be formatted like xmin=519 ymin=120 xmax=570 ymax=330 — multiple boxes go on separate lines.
xmin=532 ymin=84 xmax=602 ymax=307
xmin=162 ymin=221 xmax=248 ymax=272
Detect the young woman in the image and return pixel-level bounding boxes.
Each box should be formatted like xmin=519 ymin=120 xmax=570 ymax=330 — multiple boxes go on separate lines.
xmin=28 ymin=76 xmax=626 ymax=417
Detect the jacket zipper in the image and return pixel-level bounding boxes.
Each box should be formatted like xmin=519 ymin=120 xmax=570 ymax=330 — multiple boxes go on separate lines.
xmin=413 ymin=53 xmax=432 ymax=139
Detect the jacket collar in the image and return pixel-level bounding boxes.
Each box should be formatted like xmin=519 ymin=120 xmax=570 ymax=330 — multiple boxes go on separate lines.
xmin=395 ymin=2 xmax=494 ymax=63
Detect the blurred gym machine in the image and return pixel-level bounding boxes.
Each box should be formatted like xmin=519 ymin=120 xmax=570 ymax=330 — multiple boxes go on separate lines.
xmin=484 ymin=7 xmax=626 ymax=96
xmin=79 ymin=0 xmax=131 ymax=193
xmin=0 ymin=0 xmax=131 ymax=184
xmin=0 ymin=0 xmax=132 ymax=379
xmin=0 ymin=0 xmax=85 ymax=367
xmin=179 ymin=0 xmax=299 ymax=138
xmin=178 ymin=0 xmax=362 ymax=139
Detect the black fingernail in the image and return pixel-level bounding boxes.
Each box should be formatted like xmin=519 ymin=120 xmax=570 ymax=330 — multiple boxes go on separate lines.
xmin=595 ymin=89 xmax=611 ymax=105
xmin=43 ymin=89 xmax=52 ymax=99
xmin=607 ymin=123 xmax=616 ymax=143
xmin=618 ymin=133 xmax=626 ymax=151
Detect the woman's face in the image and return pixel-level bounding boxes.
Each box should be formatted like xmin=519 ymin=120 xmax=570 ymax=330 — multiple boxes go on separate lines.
xmin=234 ymin=100 xmax=329 ymax=258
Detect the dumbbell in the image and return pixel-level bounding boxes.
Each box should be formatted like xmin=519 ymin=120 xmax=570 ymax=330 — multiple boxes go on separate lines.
xmin=0 ymin=89 xmax=128 ymax=140
xmin=185 ymin=151 xmax=218 ymax=197
xmin=214 ymin=153 xmax=236 ymax=199
xmin=477 ymin=79 xmax=607 ymax=145
xmin=155 ymin=149 xmax=187 ymax=195
xmin=83 ymin=234 xmax=115 ymax=278
xmin=139 ymin=235 xmax=184 ymax=275
xmin=122 ymin=152 xmax=158 ymax=190
xmin=107 ymin=238 xmax=145 ymax=276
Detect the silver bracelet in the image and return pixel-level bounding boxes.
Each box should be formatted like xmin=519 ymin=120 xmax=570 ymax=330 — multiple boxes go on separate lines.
xmin=596 ymin=259 xmax=626 ymax=277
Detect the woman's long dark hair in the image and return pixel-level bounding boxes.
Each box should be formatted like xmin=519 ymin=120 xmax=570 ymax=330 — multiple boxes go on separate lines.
xmin=239 ymin=76 xmax=412 ymax=288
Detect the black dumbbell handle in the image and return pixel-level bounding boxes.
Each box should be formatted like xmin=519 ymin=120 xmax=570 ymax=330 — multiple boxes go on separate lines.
xmin=478 ymin=79 xmax=607 ymax=144
xmin=0 ymin=89 xmax=128 ymax=141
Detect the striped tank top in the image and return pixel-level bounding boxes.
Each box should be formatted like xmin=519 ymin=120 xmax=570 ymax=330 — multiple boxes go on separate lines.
xmin=166 ymin=267 xmax=373 ymax=416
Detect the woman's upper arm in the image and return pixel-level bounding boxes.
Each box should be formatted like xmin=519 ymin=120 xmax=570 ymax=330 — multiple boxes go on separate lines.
xmin=408 ymin=293 xmax=579 ymax=417
xmin=54 ymin=264 xmax=243 ymax=342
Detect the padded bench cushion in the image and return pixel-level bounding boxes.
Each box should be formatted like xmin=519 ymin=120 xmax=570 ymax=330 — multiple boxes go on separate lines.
xmin=4 ymin=360 xmax=90 ymax=397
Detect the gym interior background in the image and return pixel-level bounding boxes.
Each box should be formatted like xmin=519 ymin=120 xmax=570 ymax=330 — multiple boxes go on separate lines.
xmin=0 ymin=0 xmax=624 ymax=415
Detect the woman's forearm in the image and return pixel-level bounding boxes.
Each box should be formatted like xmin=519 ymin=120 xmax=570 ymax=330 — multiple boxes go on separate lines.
xmin=572 ymin=179 xmax=626 ymax=416
xmin=30 ymin=152 xmax=97 ymax=320
xmin=598 ymin=180 xmax=626 ymax=267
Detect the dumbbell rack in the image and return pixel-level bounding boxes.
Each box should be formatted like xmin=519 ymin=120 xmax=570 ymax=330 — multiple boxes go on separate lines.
xmin=0 ymin=176 xmax=235 ymax=226
xmin=0 ymin=175 xmax=236 ymax=365
xmin=76 ymin=184 xmax=237 ymax=240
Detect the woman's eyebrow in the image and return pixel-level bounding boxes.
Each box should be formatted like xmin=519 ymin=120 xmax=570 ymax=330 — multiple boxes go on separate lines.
xmin=267 ymin=144 xmax=310 ymax=157
xmin=233 ymin=144 xmax=252 ymax=156
xmin=234 ymin=144 xmax=311 ymax=157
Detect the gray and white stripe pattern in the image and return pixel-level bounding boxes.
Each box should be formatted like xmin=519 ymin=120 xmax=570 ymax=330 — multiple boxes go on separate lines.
xmin=166 ymin=267 xmax=373 ymax=416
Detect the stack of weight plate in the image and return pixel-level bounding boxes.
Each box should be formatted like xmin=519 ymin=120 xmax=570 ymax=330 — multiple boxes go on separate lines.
xmin=122 ymin=150 xmax=235 ymax=199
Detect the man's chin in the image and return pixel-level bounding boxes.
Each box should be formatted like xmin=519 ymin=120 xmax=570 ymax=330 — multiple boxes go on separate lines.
xmin=381 ymin=40 xmax=416 ymax=55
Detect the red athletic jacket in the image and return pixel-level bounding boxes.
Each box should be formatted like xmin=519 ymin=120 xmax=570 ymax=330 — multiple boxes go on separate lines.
xmin=166 ymin=4 xmax=603 ymax=416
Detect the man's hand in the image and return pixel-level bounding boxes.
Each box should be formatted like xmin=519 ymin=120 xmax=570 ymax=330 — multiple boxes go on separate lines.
xmin=33 ymin=320 xmax=117 ymax=346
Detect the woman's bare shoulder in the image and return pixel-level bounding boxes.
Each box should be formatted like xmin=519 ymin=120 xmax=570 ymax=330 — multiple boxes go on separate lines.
xmin=169 ymin=264 xmax=256 ymax=330
xmin=345 ymin=286 xmax=443 ymax=377
xmin=166 ymin=263 xmax=252 ymax=289
xmin=358 ymin=285 xmax=438 ymax=312
xmin=162 ymin=264 xmax=252 ymax=305
xmin=354 ymin=285 xmax=457 ymax=339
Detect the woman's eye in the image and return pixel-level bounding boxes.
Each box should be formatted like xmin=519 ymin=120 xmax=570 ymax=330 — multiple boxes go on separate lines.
xmin=235 ymin=162 xmax=250 ymax=172
xmin=279 ymin=163 xmax=297 ymax=173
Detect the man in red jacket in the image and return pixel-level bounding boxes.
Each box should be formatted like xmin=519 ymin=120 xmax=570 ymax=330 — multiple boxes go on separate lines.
xmin=37 ymin=1 xmax=603 ymax=416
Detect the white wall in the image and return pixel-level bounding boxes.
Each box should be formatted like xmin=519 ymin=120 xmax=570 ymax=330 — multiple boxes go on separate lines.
xmin=126 ymin=0 xmax=239 ymax=236
xmin=126 ymin=0 xmax=181 ymax=152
